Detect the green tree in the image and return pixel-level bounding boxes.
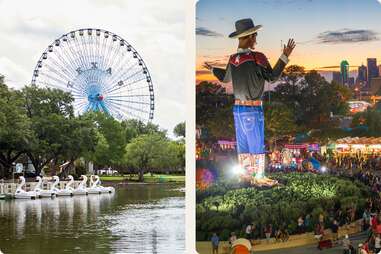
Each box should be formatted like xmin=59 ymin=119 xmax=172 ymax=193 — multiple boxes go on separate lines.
xmin=160 ymin=140 xmax=185 ymax=171
xmin=24 ymin=85 xmax=74 ymax=119
xmin=196 ymin=81 xmax=235 ymax=141
xmin=85 ymin=112 xmax=126 ymax=167
xmin=264 ymin=102 xmax=297 ymax=148
xmin=174 ymin=122 xmax=185 ymax=138
xmin=59 ymin=116 xmax=98 ymax=176
xmin=352 ymin=109 xmax=381 ymax=137
xmin=124 ymin=133 xmax=167 ymax=181
xmin=22 ymin=85 xmax=76 ymax=175
xmin=122 ymin=119 xmax=166 ymax=143
xmin=0 ymin=81 xmax=32 ymax=177
xmin=273 ymin=68 xmax=350 ymax=131
xmin=90 ymin=132 xmax=110 ymax=166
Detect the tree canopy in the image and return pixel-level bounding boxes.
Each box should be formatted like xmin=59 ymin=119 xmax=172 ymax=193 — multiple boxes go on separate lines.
xmin=0 ymin=77 xmax=184 ymax=178
xmin=174 ymin=122 xmax=185 ymax=138
xmin=124 ymin=133 xmax=183 ymax=181
xmin=196 ymin=66 xmax=353 ymax=146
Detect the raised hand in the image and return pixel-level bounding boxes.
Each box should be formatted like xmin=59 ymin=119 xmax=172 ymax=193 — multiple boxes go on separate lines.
xmin=283 ymin=39 xmax=296 ymax=57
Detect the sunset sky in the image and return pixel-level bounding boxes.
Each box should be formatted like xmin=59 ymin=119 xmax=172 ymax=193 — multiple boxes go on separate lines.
xmin=196 ymin=0 xmax=381 ymax=84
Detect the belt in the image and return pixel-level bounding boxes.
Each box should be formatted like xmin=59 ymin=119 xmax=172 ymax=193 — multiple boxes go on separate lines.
xmin=234 ymin=99 xmax=262 ymax=106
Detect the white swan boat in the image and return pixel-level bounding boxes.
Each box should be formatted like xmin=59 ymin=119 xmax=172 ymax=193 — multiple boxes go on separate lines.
xmin=14 ymin=176 xmax=37 ymax=199
xmin=34 ymin=176 xmax=56 ymax=198
xmin=94 ymin=175 xmax=115 ymax=193
xmin=87 ymin=175 xmax=102 ymax=194
xmin=72 ymin=175 xmax=88 ymax=195
xmin=55 ymin=175 xmax=74 ymax=196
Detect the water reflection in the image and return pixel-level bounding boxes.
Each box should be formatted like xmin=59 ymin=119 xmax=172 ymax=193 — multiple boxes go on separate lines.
xmin=0 ymin=184 xmax=185 ymax=254
xmin=108 ymin=197 xmax=185 ymax=253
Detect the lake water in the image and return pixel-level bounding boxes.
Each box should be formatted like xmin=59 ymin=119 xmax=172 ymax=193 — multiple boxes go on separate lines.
xmin=0 ymin=183 xmax=185 ymax=254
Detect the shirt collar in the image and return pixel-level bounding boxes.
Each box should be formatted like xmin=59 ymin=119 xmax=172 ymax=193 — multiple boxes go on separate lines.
xmin=237 ymin=48 xmax=251 ymax=53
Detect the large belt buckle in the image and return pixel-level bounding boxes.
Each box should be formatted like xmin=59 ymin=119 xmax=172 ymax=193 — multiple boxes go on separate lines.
xmin=235 ymin=99 xmax=262 ymax=106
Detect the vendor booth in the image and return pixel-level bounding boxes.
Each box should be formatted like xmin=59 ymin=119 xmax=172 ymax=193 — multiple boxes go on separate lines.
xmin=332 ymin=137 xmax=381 ymax=156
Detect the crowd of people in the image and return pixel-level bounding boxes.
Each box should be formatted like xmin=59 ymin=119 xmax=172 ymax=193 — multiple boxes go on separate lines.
xmin=209 ymin=152 xmax=381 ymax=253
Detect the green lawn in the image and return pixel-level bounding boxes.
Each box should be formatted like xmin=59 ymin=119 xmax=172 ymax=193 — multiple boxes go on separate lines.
xmin=100 ymin=173 xmax=185 ymax=183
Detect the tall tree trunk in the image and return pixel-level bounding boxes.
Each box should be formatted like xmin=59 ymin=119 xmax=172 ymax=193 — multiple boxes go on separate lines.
xmin=0 ymin=151 xmax=24 ymax=178
xmin=138 ymin=169 xmax=144 ymax=182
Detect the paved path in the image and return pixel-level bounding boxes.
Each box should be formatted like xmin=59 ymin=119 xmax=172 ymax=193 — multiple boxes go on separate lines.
xmin=254 ymin=232 xmax=368 ymax=254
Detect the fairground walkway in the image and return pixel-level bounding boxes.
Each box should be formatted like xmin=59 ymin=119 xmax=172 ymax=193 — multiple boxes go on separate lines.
xmin=196 ymin=220 xmax=364 ymax=254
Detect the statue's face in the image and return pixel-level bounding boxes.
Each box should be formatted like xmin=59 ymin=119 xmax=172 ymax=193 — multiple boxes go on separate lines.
xmin=249 ymin=33 xmax=257 ymax=50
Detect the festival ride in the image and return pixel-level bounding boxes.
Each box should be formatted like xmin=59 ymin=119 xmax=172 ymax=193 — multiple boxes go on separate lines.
xmin=31 ymin=28 xmax=154 ymax=121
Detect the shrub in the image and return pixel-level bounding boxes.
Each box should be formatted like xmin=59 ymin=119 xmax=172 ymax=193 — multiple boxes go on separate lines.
xmin=196 ymin=172 xmax=370 ymax=241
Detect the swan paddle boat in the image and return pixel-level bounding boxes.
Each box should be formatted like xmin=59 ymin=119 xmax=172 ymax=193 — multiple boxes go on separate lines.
xmin=94 ymin=175 xmax=115 ymax=193
xmin=72 ymin=175 xmax=88 ymax=195
xmin=34 ymin=176 xmax=56 ymax=198
xmin=14 ymin=176 xmax=37 ymax=199
xmin=87 ymin=175 xmax=102 ymax=194
xmin=55 ymin=175 xmax=74 ymax=196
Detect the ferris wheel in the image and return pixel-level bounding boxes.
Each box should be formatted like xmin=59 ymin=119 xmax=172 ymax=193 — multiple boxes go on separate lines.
xmin=31 ymin=28 xmax=154 ymax=121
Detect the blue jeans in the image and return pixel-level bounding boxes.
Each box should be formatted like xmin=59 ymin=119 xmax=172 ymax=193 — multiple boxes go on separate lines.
xmin=233 ymin=105 xmax=264 ymax=154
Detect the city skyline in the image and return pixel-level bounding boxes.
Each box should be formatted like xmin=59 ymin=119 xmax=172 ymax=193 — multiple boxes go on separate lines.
xmin=196 ymin=0 xmax=381 ymax=84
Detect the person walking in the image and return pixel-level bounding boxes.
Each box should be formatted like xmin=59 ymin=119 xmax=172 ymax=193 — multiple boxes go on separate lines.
xmin=331 ymin=220 xmax=339 ymax=243
xmin=342 ymin=235 xmax=351 ymax=254
xmin=245 ymin=224 xmax=252 ymax=240
xmin=264 ymin=224 xmax=272 ymax=243
xmin=229 ymin=232 xmax=237 ymax=249
xmin=358 ymin=243 xmax=368 ymax=254
xmin=297 ymin=216 xmax=304 ymax=234
xmin=375 ymin=234 xmax=381 ymax=253
xmin=211 ymin=232 xmax=219 ymax=254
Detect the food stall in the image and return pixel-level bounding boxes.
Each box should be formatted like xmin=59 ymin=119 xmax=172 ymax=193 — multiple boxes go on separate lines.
xmin=332 ymin=137 xmax=381 ymax=156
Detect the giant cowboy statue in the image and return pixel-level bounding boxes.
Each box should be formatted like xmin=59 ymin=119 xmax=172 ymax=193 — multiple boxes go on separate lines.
xmin=204 ymin=18 xmax=295 ymax=186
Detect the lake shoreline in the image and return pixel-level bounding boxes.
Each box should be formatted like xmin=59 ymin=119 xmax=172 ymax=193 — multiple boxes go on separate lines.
xmin=102 ymin=180 xmax=185 ymax=187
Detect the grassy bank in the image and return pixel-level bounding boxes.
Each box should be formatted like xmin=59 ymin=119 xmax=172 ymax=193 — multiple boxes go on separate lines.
xmin=100 ymin=173 xmax=185 ymax=183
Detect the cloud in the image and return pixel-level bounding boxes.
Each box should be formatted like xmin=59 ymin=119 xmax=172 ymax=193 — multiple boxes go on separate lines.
xmin=0 ymin=0 xmax=185 ymax=137
xmin=0 ymin=57 xmax=30 ymax=87
xmin=317 ymin=29 xmax=379 ymax=44
xmin=196 ymin=27 xmax=223 ymax=37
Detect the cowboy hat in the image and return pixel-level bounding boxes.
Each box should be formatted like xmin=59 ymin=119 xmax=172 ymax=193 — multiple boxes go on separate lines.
xmin=229 ymin=18 xmax=262 ymax=39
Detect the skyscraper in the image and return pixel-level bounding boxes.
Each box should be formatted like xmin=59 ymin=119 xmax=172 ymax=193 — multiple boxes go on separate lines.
xmin=340 ymin=60 xmax=349 ymax=85
xmin=358 ymin=64 xmax=367 ymax=82
xmin=332 ymin=71 xmax=342 ymax=84
xmin=348 ymin=77 xmax=355 ymax=86
xmin=367 ymin=58 xmax=379 ymax=85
